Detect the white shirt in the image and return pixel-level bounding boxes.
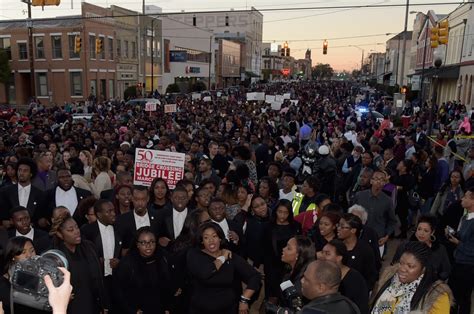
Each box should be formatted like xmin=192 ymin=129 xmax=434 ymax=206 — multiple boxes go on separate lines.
xmin=279 ymin=189 xmax=296 ymax=202
xmin=213 ymin=219 xmax=230 ymax=240
xmin=55 ymin=187 xmax=78 ymax=215
xmin=173 ymin=208 xmax=188 ymax=238
xmin=18 ymin=184 xmax=31 ymax=208
xmin=16 ymin=227 xmax=34 ymax=241
xmin=98 ymin=221 xmax=115 ymax=276
xmin=467 ymin=212 xmax=474 ymax=221
xmin=133 ymin=211 xmax=150 ymax=230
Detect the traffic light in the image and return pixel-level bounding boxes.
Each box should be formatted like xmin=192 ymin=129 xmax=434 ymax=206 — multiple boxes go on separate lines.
xmin=323 ymin=40 xmax=328 ymax=55
xmin=74 ymin=36 xmax=81 ymax=54
xmin=438 ymin=20 xmax=449 ymax=45
xmin=430 ymin=20 xmax=449 ymax=48
xmin=31 ymin=0 xmax=60 ymax=6
xmin=281 ymin=42 xmax=290 ymax=57
xmin=95 ymin=38 xmax=103 ymax=54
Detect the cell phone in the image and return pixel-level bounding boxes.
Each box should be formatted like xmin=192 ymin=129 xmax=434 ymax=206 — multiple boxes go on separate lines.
xmin=446 ymin=226 xmax=456 ymax=236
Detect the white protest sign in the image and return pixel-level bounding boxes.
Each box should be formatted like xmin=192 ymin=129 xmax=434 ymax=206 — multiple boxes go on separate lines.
xmin=265 ymin=95 xmax=275 ymax=103
xmin=255 ymin=92 xmax=265 ymax=101
xmin=192 ymin=93 xmax=201 ymax=100
xmin=164 ymin=104 xmax=177 ymax=113
xmin=290 ymin=100 xmax=299 ymax=106
xmin=275 ymin=95 xmax=284 ymax=102
xmin=145 ymin=102 xmax=157 ymax=111
xmin=271 ymin=101 xmax=283 ymax=111
xmin=283 ymin=93 xmax=291 ymax=100
xmin=217 ymin=92 xmax=222 ymax=97
xmin=203 ymin=96 xmax=212 ymax=102
xmin=246 ymin=92 xmax=257 ymax=101
xmin=134 ymin=148 xmax=185 ymax=189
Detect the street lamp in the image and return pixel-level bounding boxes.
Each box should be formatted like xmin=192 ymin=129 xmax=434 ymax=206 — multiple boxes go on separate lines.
xmin=349 ymin=45 xmax=365 ymax=73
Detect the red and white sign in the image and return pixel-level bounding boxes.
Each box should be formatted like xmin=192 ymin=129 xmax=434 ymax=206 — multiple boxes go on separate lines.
xmin=133 ymin=148 xmax=185 ymax=189
xmin=145 ymin=102 xmax=157 ymax=111
xmin=164 ymin=104 xmax=177 ymax=113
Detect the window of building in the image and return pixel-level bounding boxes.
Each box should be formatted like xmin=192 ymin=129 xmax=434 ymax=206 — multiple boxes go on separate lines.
xmin=146 ymin=39 xmax=151 ymax=57
xmin=131 ymin=41 xmax=136 ymax=59
xmin=225 ymin=16 xmax=229 ymax=26
xmin=116 ymin=39 xmax=121 ymax=58
xmin=109 ymin=79 xmax=114 ymax=99
xmin=155 ymin=41 xmax=161 ymax=57
xmin=51 ymin=35 xmax=62 ymax=59
xmin=124 ymin=40 xmax=129 ymax=58
xmin=36 ymin=72 xmax=48 ymax=96
xmin=0 ymin=38 xmax=11 ymax=60
xmin=18 ymin=42 xmax=27 ymax=60
xmin=108 ymin=38 xmax=113 ymax=60
xmin=89 ymin=35 xmax=96 ymax=59
xmin=193 ymin=16 xmax=196 ymax=26
xmin=68 ymin=35 xmax=80 ymax=59
xmin=34 ymin=37 xmax=45 ymax=59
xmin=70 ymin=72 xmax=82 ymax=96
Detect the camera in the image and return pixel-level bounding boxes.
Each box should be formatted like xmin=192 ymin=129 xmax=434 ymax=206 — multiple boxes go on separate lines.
xmin=265 ymin=280 xmax=303 ymax=314
xmin=10 ymin=250 xmax=69 ymax=311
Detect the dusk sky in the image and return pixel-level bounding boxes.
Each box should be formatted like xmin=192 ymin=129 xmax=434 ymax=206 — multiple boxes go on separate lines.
xmin=0 ymin=0 xmax=463 ymax=71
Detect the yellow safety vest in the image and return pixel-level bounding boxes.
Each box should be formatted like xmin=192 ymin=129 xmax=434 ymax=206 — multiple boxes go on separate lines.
xmin=292 ymin=193 xmax=316 ymax=216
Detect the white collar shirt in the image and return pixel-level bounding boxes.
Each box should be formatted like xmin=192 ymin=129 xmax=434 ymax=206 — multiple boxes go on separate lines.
xmin=16 ymin=227 xmax=34 ymax=241
xmin=18 ymin=184 xmax=31 ymax=208
xmin=213 ymin=219 xmax=230 ymax=240
xmin=55 ymin=187 xmax=78 ymax=215
xmin=173 ymin=208 xmax=188 ymax=238
xmin=133 ymin=211 xmax=150 ymax=230
xmin=98 ymin=221 xmax=115 ymax=276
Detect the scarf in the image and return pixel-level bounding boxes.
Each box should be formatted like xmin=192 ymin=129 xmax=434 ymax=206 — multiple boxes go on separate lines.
xmin=372 ymin=273 xmax=423 ymax=314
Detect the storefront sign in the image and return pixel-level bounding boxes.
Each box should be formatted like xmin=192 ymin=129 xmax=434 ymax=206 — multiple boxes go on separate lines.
xmin=185 ymin=66 xmax=201 ymax=74
xmin=170 ymin=51 xmax=187 ymax=62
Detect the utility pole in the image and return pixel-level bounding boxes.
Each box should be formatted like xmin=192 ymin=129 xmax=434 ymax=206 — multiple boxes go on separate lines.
xmin=400 ymin=0 xmax=409 ymax=86
xmin=151 ymin=18 xmax=154 ymax=93
xmin=27 ymin=1 xmax=35 ymax=98
xmin=208 ymin=35 xmax=212 ymax=90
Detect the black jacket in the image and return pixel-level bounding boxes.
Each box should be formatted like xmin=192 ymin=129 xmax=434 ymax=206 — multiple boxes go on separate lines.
xmin=7 ymin=228 xmax=51 ymax=254
xmin=300 ymin=293 xmax=361 ymax=314
xmin=155 ymin=207 xmax=192 ymax=242
xmin=80 ymin=221 xmax=122 ymax=262
xmin=45 ymin=186 xmax=92 ymax=225
xmin=115 ymin=210 xmax=158 ymax=250
xmin=0 ymin=184 xmax=45 ymax=222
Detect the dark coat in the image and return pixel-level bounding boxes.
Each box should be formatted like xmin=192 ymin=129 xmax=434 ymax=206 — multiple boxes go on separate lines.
xmin=155 ymin=207 xmax=192 ymax=241
xmin=7 ymin=228 xmax=51 ymax=254
xmin=80 ymin=221 xmax=122 ymax=261
xmin=0 ymin=184 xmax=46 ymax=222
xmin=115 ymin=210 xmax=158 ymax=250
xmin=300 ymin=293 xmax=361 ymax=314
xmin=45 ymin=186 xmax=92 ymax=226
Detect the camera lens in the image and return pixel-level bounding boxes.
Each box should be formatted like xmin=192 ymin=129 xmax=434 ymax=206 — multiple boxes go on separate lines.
xmin=41 ymin=250 xmax=69 ymax=269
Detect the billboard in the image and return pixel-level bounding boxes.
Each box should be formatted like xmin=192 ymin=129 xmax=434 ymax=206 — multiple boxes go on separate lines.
xmin=169 ymin=51 xmax=187 ymax=62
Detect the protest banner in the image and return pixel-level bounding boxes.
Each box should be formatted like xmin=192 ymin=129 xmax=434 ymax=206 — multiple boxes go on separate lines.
xmin=255 ymin=92 xmax=265 ymax=101
xmin=246 ymin=92 xmax=257 ymax=101
xmin=203 ymin=96 xmax=212 ymax=102
xmin=164 ymin=104 xmax=177 ymax=113
xmin=145 ymin=103 xmax=157 ymax=112
xmin=265 ymin=95 xmax=275 ymax=103
xmin=283 ymin=93 xmax=291 ymax=100
xmin=134 ymin=148 xmax=185 ymax=189
xmin=192 ymin=93 xmax=201 ymax=100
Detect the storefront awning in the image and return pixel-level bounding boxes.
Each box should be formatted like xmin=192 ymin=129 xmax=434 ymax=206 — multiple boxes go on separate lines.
xmin=414 ymin=65 xmax=460 ymax=79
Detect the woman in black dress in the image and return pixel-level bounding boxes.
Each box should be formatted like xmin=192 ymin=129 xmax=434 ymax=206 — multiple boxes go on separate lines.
xmin=392 ymin=159 xmax=416 ymax=238
xmin=279 ymin=235 xmax=315 ymax=306
xmin=51 ymin=213 xmax=108 ymax=314
xmin=148 ymin=178 xmax=172 ymax=212
xmin=264 ymin=199 xmax=301 ymax=302
xmin=320 ymin=239 xmax=369 ymax=314
xmin=0 ymin=236 xmax=48 ymax=314
xmin=116 ymin=226 xmax=170 ymax=314
xmin=186 ymin=222 xmax=261 ymax=314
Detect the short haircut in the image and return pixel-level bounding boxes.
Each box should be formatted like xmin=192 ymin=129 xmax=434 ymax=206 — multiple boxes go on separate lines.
xmin=10 ymin=206 xmax=30 ymax=218
xmin=132 ymin=185 xmax=149 ymax=193
xmin=172 ymin=185 xmax=188 ymax=195
xmin=312 ymin=260 xmax=341 ymax=288
xmin=16 ymin=157 xmax=37 ymax=178
xmin=94 ymin=199 xmax=113 ymax=215
xmin=341 ymin=213 xmax=363 ymax=236
xmin=69 ymin=157 xmax=85 ymax=176
xmin=348 ymin=204 xmax=368 ymax=224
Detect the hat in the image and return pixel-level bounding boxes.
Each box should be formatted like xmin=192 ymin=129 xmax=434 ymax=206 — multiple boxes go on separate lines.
xmin=120 ymin=141 xmax=131 ymax=148
xmin=318 ymin=145 xmax=330 ymax=155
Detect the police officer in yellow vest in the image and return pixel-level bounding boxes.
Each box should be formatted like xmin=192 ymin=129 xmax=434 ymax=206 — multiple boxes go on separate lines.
xmin=292 ymin=176 xmax=320 ymax=215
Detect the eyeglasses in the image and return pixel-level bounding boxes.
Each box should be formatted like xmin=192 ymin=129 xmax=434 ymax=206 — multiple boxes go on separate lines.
xmin=336 ymin=224 xmax=352 ymax=230
xmin=137 ymin=240 xmax=156 ymax=246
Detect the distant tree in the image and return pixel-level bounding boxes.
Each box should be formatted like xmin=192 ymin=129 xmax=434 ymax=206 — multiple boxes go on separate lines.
xmin=166 ymin=83 xmax=181 ymax=94
xmin=192 ymin=81 xmax=207 ymax=92
xmin=312 ymin=63 xmax=334 ymax=79
xmin=123 ymin=86 xmax=137 ymax=100
xmin=0 ymin=49 xmax=11 ymax=103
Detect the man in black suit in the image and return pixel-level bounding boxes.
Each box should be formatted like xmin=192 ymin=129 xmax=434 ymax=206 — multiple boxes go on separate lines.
xmin=8 ymin=206 xmax=50 ymax=254
xmin=81 ymin=199 xmax=121 ymax=311
xmin=46 ymin=168 xmax=92 ymax=226
xmin=156 ymin=186 xmax=191 ymax=248
xmin=0 ymin=158 xmax=46 ymax=228
xmin=412 ymin=126 xmax=428 ymax=150
xmin=99 ymin=171 xmax=133 ymax=201
xmin=208 ymin=197 xmax=244 ymax=254
xmin=115 ymin=185 xmax=157 ymax=255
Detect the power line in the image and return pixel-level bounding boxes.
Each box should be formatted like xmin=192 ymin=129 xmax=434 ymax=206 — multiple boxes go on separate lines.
xmin=3 ymin=1 xmax=469 ymax=22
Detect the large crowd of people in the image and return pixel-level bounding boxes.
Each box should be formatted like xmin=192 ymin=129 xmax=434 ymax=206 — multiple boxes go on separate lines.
xmin=0 ymin=80 xmax=471 ymax=313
